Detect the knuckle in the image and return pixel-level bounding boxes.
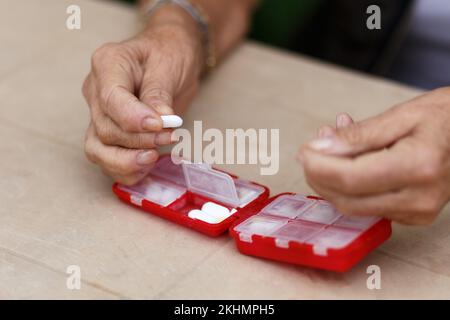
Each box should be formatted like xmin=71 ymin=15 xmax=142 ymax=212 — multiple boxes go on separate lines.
xmin=99 ymin=86 xmax=141 ymax=133
xmin=416 ymin=151 xmax=442 ymax=182
xmin=413 ymin=196 xmax=440 ymax=218
xmin=110 ymin=153 xmax=135 ymax=176
xmin=91 ymin=42 xmax=119 ymax=67
xmin=119 ymin=97 xmax=141 ymax=132
xmin=140 ymin=86 xmax=173 ymax=105
xmin=138 ymin=133 xmax=157 ymax=149
xmin=134 ymin=134 xmax=145 ymax=149
xmin=94 ymin=121 xmax=114 ymax=145
xmin=339 ymin=122 xmax=364 ymax=146
xmin=120 ymin=118 xmax=138 ymax=133
xmin=133 ymin=133 xmax=148 ymax=149
xmin=84 ymin=138 xmax=98 ymax=164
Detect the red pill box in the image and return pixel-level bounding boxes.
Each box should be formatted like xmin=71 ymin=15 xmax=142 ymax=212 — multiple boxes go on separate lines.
xmin=113 ymin=155 xmax=391 ymax=272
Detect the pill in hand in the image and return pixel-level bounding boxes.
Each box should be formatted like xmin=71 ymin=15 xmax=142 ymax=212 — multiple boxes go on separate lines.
xmin=161 ymin=115 xmax=183 ymax=128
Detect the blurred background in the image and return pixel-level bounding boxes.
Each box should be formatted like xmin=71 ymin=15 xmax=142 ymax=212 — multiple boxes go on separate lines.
xmin=121 ymin=0 xmax=450 ymax=90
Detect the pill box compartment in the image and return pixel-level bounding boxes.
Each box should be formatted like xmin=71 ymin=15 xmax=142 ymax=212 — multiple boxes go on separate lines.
xmin=229 ymin=193 xmax=392 ymax=272
xmin=113 ymin=156 xmax=391 ymax=271
xmin=113 ymin=155 xmax=269 ymax=236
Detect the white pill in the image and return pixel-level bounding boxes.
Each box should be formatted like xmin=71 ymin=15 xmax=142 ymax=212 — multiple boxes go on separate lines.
xmin=161 ymin=115 xmax=183 ymax=128
xmin=201 ymin=202 xmax=231 ymax=219
xmin=188 ymin=209 xmax=220 ymax=224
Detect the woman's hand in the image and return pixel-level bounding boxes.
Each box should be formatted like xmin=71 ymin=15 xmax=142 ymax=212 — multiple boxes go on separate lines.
xmin=82 ymin=5 xmax=203 ymax=185
xmin=299 ymin=88 xmax=450 ymax=225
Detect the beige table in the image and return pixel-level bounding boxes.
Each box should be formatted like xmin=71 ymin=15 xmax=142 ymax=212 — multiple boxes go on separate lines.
xmin=1 ymin=0 xmax=449 ymax=299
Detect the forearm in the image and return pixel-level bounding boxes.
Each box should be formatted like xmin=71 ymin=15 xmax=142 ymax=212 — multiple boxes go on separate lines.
xmin=138 ymin=0 xmax=258 ymax=63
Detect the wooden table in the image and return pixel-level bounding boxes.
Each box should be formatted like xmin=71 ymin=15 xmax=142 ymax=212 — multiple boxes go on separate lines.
xmin=1 ymin=0 xmax=449 ymax=299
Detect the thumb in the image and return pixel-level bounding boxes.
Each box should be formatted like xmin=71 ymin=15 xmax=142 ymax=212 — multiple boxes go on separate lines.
xmin=139 ymin=71 xmax=176 ymax=116
xmin=307 ymin=105 xmax=418 ymax=156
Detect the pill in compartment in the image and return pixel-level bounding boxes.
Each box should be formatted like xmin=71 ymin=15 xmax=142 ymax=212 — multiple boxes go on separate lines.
xmin=188 ymin=209 xmax=221 ymax=224
xmin=201 ymin=202 xmax=234 ymax=221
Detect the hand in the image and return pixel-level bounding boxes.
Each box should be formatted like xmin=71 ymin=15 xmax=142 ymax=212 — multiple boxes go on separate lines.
xmin=82 ymin=6 xmax=203 ymax=185
xmin=298 ymin=88 xmax=450 ymax=225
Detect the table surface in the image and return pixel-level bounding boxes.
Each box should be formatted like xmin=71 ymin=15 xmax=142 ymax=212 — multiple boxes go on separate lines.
xmin=1 ymin=0 xmax=449 ymax=299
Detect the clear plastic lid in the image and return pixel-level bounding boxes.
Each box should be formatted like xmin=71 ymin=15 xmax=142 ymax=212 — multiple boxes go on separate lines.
xmin=150 ymin=155 xmax=186 ymax=186
xmin=234 ymin=214 xmax=288 ymax=242
xmin=234 ymin=179 xmax=265 ymax=207
xmin=297 ymin=201 xmax=341 ymax=224
xmin=182 ymin=162 xmax=241 ymax=207
xmin=118 ymin=176 xmax=186 ymax=207
xmin=307 ymin=227 xmax=360 ymax=256
xmin=260 ymin=194 xmax=315 ymax=219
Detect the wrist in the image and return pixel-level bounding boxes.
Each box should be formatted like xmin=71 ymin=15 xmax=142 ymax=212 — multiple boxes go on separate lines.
xmin=142 ymin=4 xmax=204 ymax=71
xmin=144 ymin=3 xmax=199 ymax=31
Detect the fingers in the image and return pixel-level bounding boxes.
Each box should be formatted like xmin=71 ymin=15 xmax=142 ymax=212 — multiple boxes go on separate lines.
xmin=138 ymin=52 xmax=178 ymax=116
xmin=103 ymin=85 xmax=164 ymax=133
xmin=308 ymin=104 xmax=419 ymax=156
xmin=87 ymin=83 xmax=175 ymax=149
xmin=305 ymin=177 xmax=439 ymax=225
xmin=84 ymin=123 xmax=159 ymax=185
xmin=305 ymin=176 xmax=403 ymax=218
xmin=101 ymin=167 xmax=152 ymax=186
xmin=316 ymin=113 xmax=354 ymax=138
xmin=336 ymin=113 xmax=354 ymax=129
xmin=299 ymin=137 xmax=425 ymax=195
xmin=90 ymin=43 xmax=165 ymax=133
xmin=317 ymin=125 xmax=336 ymax=138
xmin=92 ymin=103 xmax=175 ymax=149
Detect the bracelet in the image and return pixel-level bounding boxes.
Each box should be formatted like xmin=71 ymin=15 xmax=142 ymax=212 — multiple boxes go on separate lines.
xmin=143 ymin=0 xmax=216 ymax=71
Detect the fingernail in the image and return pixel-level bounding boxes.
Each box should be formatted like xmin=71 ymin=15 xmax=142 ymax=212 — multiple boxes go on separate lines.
xmin=308 ymin=137 xmax=351 ymax=155
xmin=155 ymin=105 xmax=174 ymax=115
xmin=171 ymin=132 xmax=179 ymax=143
xmin=309 ymin=138 xmax=335 ymax=151
xmin=337 ymin=113 xmax=352 ymax=128
xmin=318 ymin=126 xmax=335 ymax=138
xmin=155 ymin=131 xmax=173 ymax=145
xmin=137 ymin=150 xmax=156 ymax=165
xmin=142 ymin=117 xmax=162 ymax=131
xmin=318 ymin=127 xmax=325 ymax=138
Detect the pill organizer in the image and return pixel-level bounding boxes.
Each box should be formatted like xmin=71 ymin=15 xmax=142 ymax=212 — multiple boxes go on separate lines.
xmin=113 ymin=155 xmax=391 ymax=272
